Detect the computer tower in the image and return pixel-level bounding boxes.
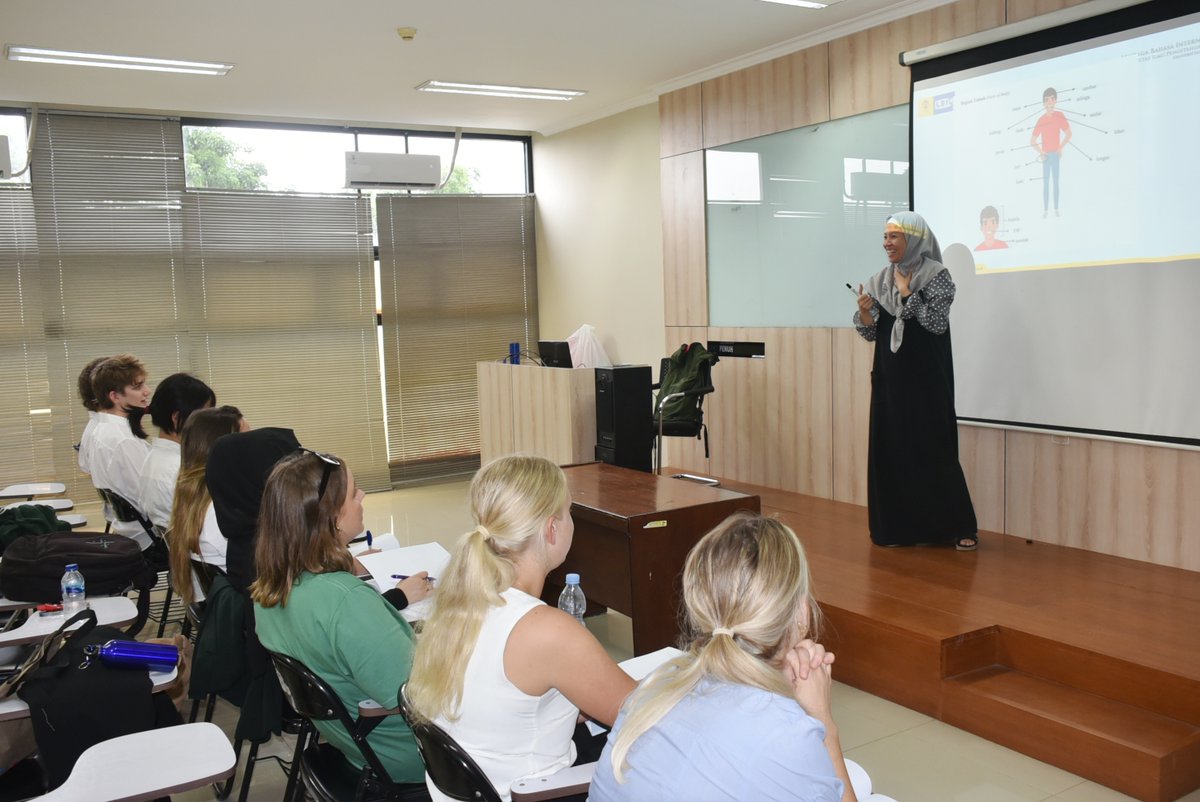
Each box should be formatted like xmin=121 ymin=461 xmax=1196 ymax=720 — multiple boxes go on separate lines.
xmin=595 ymin=365 xmax=652 ymax=473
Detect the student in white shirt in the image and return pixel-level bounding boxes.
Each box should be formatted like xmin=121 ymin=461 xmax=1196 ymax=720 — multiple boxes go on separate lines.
xmin=137 ymin=373 xmax=216 ymax=531
xmin=75 ymin=355 xmax=110 ymax=473
xmin=79 ymin=354 xmax=153 ymax=549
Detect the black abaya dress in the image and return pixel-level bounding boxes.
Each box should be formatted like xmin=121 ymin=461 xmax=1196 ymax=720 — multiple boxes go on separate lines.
xmin=866 ymin=306 xmax=977 ymax=546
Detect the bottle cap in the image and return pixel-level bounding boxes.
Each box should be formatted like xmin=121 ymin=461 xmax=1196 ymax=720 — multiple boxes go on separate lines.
xmin=65 ymin=563 xmax=78 ymax=571
xmin=565 ymin=573 xmax=580 ymax=585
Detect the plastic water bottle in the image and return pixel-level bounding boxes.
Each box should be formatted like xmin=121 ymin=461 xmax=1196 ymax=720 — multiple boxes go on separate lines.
xmin=557 ymin=573 xmax=586 ymax=625
xmin=61 ymin=563 xmax=86 ymax=616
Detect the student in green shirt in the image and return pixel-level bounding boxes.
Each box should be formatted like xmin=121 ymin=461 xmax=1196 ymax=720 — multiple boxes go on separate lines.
xmin=250 ymin=449 xmax=425 ymax=784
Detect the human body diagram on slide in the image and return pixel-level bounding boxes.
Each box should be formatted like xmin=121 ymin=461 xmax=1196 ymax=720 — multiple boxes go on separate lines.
xmin=986 ymin=78 xmax=1128 ymax=244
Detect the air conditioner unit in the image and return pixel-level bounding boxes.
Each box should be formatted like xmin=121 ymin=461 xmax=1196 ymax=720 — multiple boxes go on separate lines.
xmin=345 ymin=152 xmax=441 ymax=189
xmin=0 ymin=136 xmax=11 ymax=180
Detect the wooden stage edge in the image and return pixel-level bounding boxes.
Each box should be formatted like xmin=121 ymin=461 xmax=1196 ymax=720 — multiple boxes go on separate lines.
xmin=664 ymin=469 xmax=1200 ymax=802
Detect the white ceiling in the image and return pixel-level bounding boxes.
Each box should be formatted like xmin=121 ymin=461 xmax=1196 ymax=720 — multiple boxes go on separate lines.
xmin=1 ymin=0 xmax=939 ymax=136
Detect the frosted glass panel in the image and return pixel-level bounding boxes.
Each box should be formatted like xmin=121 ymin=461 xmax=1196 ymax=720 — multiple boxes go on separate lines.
xmin=706 ymin=105 xmax=910 ymax=327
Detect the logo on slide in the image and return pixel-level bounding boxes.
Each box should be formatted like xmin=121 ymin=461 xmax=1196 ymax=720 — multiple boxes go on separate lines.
xmin=933 ymin=92 xmax=955 ymax=114
xmin=917 ymin=96 xmax=935 ymax=117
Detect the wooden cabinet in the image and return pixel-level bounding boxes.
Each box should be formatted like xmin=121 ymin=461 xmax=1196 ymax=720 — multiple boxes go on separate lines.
xmin=477 ymin=362 xmax=597 ymax=466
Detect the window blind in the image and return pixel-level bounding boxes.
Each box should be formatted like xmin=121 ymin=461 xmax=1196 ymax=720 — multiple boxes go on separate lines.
xmin=29 ymin=111 xmax=389 ymax=495
xmin=0 ymin=184 xmax=53 ymax=487
xmin=377 ymin=195 xmax=538 ymax=484
xmin=31 ymin=112 xmax=188 ymax=498
xmin=182 ymin=190 xmax=389 ymax=490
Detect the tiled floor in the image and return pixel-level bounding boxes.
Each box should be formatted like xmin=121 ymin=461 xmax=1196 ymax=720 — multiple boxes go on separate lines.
xmin=168 ymin=480 xmax=1199 ymax=802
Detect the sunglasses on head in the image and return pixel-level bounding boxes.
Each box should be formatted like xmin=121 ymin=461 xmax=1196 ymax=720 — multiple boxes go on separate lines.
xmin=299 ymin=448 xmax=340 ymax=501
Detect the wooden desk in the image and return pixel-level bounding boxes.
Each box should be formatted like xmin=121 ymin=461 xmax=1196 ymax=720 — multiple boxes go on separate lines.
xmin=547 ymin=463 xmax=759 ymax=655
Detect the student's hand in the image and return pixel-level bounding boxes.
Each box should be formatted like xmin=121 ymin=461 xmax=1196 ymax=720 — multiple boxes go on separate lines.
xmin=856 ymin=286 xmax=875 ymax=321
xmin=396 ymin=571 xmax=434 ymax=603
xmin=893 ymin=267 xmax=913 ymax=297
xmin=785 ymin=639 xmax=836 ymax=724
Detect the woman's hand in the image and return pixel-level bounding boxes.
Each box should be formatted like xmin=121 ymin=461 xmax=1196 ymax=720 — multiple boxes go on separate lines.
xmin=396 ymin=571 xmax=434 ymax=603
xmin=893 ymin=267 xmax=913 ymax=297
xmin=785 ymin=639 xmax=836 ymax=724
xmin=856 ymin=286 xmax=875 ymax=321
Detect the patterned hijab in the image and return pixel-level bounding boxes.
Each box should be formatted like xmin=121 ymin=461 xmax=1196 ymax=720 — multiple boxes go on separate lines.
xmin=864 ymin=211 xmax=945 ymax=352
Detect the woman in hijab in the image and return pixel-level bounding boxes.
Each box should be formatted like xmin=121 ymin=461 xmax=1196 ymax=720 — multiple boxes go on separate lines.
xmin=853 ymin=211 xmax=978 ymax=550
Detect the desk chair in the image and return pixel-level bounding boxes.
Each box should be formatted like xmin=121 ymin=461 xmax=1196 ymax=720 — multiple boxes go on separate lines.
xmin=396 ymin=684 xmax=589 ymax=802
xmin=270 ymin=652 xmax=430 ymax=802
xmin=651 ymin=343 xmax=719 ymax=478
xmin=32 ymin=722 xmax=235 ymax=802
xmin=98 ymin=489 xmax=182 ymax=637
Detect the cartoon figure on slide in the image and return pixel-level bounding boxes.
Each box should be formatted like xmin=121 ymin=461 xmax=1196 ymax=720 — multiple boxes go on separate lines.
xmin=1030 ymin=87 xmax=1072 ymax=217
xmin=975 ymin=205 xmax=1008 ymax=251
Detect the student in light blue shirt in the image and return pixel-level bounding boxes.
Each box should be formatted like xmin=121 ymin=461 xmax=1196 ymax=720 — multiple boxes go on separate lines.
xmin=590 ymin=513 xmax=856 ymax=802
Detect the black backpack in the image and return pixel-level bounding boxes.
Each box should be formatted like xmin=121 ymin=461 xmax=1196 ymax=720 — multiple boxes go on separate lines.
xmin=0 ymin=531 xmax=157 ymax=629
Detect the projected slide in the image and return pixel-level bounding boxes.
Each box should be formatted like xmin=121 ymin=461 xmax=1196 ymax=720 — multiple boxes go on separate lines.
xmin=913 ymin=14 xmax=1200 ymax=274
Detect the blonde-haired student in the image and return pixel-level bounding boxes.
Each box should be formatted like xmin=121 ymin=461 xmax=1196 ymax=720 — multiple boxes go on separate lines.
xmin=407 ymin=454 xmax=635 ymax=802
xmin=590 ymin=512 xmax=856 ymax=802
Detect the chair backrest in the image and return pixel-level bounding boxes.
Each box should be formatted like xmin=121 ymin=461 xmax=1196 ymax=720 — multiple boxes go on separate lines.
xmin=189 ymin=558 xmax=225 ymax=600
xmin=397 ymin=684 xmax=503 ymax=802
xmin=269 ymin=650 xmax=399 ymax=790
xmin=654 ymin=343 xmax=718 ymax=424
xmin=99 ymin=489 xmax=156 ymax=539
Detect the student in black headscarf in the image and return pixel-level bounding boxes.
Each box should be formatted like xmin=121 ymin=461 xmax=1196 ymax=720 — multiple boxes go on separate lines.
xmin=852 ymin=212 xmax=978 ymax=551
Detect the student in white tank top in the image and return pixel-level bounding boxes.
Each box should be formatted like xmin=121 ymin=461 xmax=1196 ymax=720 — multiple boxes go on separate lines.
xmin=407 ymin=455 xmax=636 ymax=802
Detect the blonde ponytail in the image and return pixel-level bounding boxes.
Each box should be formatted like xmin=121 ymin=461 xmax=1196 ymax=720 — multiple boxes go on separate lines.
xmin=408 ymin=455 xmax=568 ymax=722
xmin=609 ymin=513 xmax=818 ymax=782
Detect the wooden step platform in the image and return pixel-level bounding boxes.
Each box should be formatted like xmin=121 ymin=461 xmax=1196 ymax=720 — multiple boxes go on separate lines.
xmin=698 ymin=473 xmax=1200 ymax=802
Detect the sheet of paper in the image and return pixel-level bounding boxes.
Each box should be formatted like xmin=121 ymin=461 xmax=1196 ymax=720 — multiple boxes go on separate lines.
xmin=586 ymin=646 xmax=685 ymax=735
xmin=356 ymin=541 xmax=451 ymax=622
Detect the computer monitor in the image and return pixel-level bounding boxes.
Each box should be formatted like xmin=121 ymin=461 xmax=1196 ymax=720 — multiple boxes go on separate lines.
xmin=538 ymin=341 xmax=573 ymax=368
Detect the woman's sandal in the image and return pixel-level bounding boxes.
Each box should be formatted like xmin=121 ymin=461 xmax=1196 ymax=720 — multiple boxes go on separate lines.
xmin=955 ymin=535 xmax=979 ymax=552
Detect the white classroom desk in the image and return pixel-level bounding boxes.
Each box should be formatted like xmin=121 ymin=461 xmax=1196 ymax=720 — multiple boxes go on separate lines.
xmin=0 ymin=596 xmax=136 ymax=647
xmin=0 ymin=483 xmax=67 ymax=501
xmin=34 ymin=721 xmax=235 ymax=802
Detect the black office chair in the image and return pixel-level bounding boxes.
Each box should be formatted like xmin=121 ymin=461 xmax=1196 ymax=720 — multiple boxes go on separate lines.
xmin=396 ymin=684 xmax=500 ymax=802
xmin=99 ymin=488 xmax=183 ymax=637
xmin=270 ymin=652 xmax=431 ymax=802
xmin=651 ymin=342 xmax=719 ymax=476
xmin=396 ymin=685 xmax=591 ymax=802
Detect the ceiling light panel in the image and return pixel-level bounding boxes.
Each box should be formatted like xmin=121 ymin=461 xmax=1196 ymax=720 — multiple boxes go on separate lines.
xmin=5 ymin=45 xmax=233 ymax=75
xmin=416 ymin=80 xmax=585 ymax=101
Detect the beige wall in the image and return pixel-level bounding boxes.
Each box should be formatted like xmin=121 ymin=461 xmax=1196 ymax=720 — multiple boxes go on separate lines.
xmin=532 ymin=104 xmax=666 ymax=368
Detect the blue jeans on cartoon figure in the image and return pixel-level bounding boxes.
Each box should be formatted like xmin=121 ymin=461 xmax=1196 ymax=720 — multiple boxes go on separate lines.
xmin=1043 ymin=150 xmax=1061 ymax=212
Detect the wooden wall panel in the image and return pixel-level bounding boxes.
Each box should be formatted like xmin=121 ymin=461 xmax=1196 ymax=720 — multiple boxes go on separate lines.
xmin=1006 ymin=0 xmax=1091 ymax=24
xmin=1005 ymin=431 xmax=1200 ymax=572
xmin=660 ymin=152 xmax=707 ymax=327
xmin=831 ymin=328 xmax=872 ymax=505
xmin=703 ymin=327 xmax=833 ymax=497
xmin=958 ymin=425 xmax=1005 ymax=534
xmin=828 ymin=0 xmax=1005 ymax=119
xmin=659 ymin=85 xmax=703 ymax=158
xmin=701 ymin=44 xmax=830 ymax=149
